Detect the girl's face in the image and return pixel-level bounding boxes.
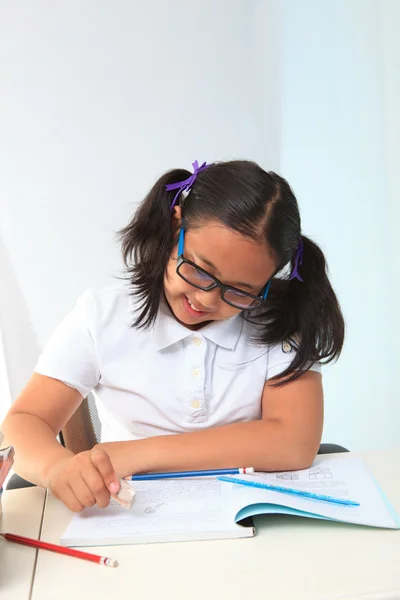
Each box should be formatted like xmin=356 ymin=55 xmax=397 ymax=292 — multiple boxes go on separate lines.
xmin=164 ymin=216 xmax=276 ymax=330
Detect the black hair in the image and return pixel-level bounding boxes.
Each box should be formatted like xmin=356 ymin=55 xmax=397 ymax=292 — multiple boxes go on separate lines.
xmin=119 ymin=160 xmax=344 ymax=383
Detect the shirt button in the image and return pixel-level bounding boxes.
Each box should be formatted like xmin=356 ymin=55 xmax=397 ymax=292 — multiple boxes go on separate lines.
xmin=191 ymin=399 xmax=201 ymax=409
xmin=193 ymin=337 xmax=202 ymax=346
xmin=192 ymin=368 xmax=200 ymax=377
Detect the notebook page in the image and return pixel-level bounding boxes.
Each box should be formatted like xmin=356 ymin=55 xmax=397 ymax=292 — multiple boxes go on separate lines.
xmin=230 ymin=457 xmax=399 ymax=528
xmin=61 ymin=478 xmax=250 ymax=547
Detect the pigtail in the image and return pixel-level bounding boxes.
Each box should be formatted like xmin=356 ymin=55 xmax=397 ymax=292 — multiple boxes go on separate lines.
xmin=252 ymin=235 xmax=345 ymax=384
xmin=118 ymin=168 xmax=190 ymax=328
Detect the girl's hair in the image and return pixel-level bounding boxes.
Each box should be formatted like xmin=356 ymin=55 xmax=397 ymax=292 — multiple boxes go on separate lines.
xmin=119 ymin=160 xmax=344 ymax=383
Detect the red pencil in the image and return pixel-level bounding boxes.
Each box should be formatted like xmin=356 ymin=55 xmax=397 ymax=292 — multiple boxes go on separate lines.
xmin=0 ymin=533 xmax=118 ymax=567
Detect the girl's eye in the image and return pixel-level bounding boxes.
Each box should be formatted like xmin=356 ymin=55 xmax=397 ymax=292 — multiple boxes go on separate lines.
xmin=229 ymin=289 xmax=249 ymax=298
xmin=194 ymin=269 xmax=213 ymax=281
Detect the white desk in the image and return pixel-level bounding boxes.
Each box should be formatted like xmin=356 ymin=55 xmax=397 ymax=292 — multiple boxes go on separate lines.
xmin=0 ymin=486 xmax=47 ymax=600
xmin=32 ymin=450 xmax=400 ymax=600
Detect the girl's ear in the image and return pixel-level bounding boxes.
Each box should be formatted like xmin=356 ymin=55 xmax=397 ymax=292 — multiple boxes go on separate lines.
xmin=171 ymin=205 xmax=182 ymax=229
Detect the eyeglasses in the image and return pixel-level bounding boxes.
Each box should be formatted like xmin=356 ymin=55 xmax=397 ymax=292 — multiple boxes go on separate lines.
xmin=175 ymin=229 xmax=271 ymax=310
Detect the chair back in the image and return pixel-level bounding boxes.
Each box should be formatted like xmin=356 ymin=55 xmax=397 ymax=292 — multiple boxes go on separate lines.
xmin=61 ymin=392 xmax=101 ymax=454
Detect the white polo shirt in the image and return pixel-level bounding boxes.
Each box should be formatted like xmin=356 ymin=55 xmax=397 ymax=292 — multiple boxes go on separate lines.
xmin=35 ymin=286 xmax=320 ymax=442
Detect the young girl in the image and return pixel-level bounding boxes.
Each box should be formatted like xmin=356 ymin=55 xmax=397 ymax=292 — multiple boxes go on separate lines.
xmin=2 ymin=160 xmax=344 ymax=512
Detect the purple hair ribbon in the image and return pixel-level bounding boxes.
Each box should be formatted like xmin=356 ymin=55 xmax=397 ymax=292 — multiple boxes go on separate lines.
xmin=165 ymin=160 xmax=211 ymax=211
xmin=289 ymin=238 xmax=304 ymax=282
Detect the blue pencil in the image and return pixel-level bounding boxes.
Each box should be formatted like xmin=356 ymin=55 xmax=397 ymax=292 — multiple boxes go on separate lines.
xmin=217 ymin=475 xmax=360 ymax=507
xmin=131 ymin=467 xmax=255 ymax=481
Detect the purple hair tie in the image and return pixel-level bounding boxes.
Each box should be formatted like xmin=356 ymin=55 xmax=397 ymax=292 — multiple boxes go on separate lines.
xmin=165 ymin=160 xmax=211 ymax=211
xmin=289 ymin=238 xmax=304 ymax=282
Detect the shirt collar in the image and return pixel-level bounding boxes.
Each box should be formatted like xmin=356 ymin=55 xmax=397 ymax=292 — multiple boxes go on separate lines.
xmin=153 ymin=298 xmax=243 ymax=351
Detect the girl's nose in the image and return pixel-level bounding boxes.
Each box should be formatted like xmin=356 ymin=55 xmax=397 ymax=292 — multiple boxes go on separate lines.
xmin=194 ymin=288 xmax=221 ymax=310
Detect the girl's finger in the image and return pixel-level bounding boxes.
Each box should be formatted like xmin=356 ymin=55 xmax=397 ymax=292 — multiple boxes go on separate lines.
xmin=69 ymin=475 xmax=97 ymax=508
xmin=90 ymin=448 xmax=120 ymax=494
xmin=57 ymin=483 xmax=85 ymax=513
xmin=83 ymin=470 xmax=111 ymax=509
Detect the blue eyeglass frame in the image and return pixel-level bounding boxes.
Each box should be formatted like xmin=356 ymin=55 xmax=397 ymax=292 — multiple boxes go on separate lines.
xmin=176 ymin=228 xmax=271 ymax=310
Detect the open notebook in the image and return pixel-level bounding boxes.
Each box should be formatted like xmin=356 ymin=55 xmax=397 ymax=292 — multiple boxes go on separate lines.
xmin=60 ymin=456 xmax=400 ymax=547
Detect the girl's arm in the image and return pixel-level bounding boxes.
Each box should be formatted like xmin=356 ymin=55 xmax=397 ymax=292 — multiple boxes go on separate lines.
xmin=2 ymin=370 xmax=322 ymax=509
xmin=99 ymin=370 xmax=323 ymax=477
xmin=1 ymin=374 xmax=120 ymax=512
xmin=1 ymin=374 xmax=82 ymax=484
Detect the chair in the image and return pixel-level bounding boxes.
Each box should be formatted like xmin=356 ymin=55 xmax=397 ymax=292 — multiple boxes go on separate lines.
xmin=58 ymin=392 xmax=102 ymax=454
xmin=6 ymin=393 xmax=349 ymax=489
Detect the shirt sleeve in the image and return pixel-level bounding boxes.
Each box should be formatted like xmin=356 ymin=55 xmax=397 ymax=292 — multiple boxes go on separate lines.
xmin=34 ymin=290 xmax=100 ymax=397
xmin=266 ymin=340 xmax=322 ymax=380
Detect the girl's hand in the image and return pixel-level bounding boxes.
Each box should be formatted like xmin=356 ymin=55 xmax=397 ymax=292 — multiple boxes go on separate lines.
xmin=46 ymin=447 xmax=120 ymax=512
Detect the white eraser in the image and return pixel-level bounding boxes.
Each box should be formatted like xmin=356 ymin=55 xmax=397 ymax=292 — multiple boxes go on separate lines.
xmin=111 ymin=479 xmax=135 ymax=509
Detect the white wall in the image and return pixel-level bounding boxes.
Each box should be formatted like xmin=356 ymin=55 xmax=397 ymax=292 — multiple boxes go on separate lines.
xmin=280 ymin=0 xmax=400 ymax=449
xmin=0 ymin=0 xmax=398 ymax=449
xmin=381 ymin=0 xmax=400 ymax=383
xmin=0 ymin=0 xmax=280 ymax=397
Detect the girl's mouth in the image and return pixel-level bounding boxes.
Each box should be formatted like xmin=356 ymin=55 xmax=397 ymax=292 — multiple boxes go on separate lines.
xmin=182 ymin=294 xmax=210 ymax=318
